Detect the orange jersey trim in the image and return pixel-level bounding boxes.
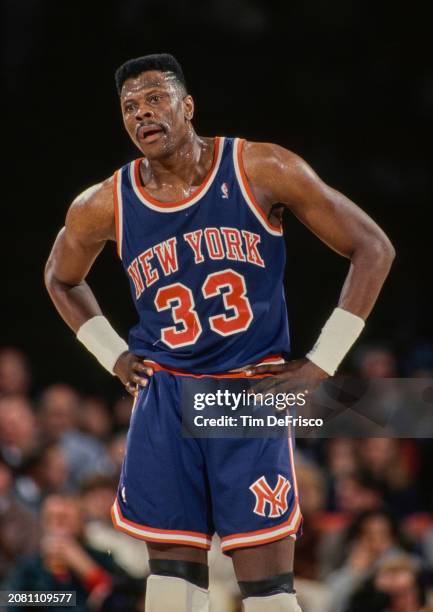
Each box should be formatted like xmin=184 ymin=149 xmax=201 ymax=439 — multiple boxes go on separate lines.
xmin=113 ymin=170 xmax=122 ymax=258
xmin=236 ymin=139 xmax=283 ymax=235
xmin=133 ymin=137 xmax=221 ymax=209
xmin=141 ymin=354 xmax=285 ymax=379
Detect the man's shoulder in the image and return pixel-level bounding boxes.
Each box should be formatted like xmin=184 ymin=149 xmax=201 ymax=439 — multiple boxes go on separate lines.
xmin=242 ymin=140 xmax=301 ymax=172
xmin=65 ymin=176 xmax=115 ymax=236
xmin=241 ymin=140 xmax=308 ymax=204
xmin=70 ymin=176 xmax=114 ymax=214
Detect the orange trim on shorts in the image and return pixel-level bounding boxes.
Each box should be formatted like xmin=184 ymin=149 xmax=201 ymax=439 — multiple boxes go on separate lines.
xmin=222 ymin=499 xmax=298 ymax=542
xmin=220 ymin=505 xmax=302 ymax=552
xmin=111 ymin=499 xmax=212 ymax=550
xmin=113 ymin=170 xmax=121 ymax=258
xmin=141 ymin=354 xmax=284 ymax=379
xmin=133 ymin=137 xmax=221 ymax=208
xmin=236 ymin=139 xmax=283 ymax=235
xmin=288 ymin=428 xmax=300 ymax=499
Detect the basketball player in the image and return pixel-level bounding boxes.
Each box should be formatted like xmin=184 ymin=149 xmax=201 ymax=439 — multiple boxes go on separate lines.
xmin=45 ymin=54 xmax=395 ymax=611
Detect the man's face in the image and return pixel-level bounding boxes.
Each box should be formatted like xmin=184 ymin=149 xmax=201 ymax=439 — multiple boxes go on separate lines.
xmin=120 ymin=70 xmax=194 ymax=159
xmin=375 ymin=569 xmax=420 ymax=612
xmin=42 ymin=496 xmax=82 ymax=537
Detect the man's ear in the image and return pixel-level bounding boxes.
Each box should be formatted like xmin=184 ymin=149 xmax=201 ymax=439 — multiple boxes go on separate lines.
xmin=183 ymin=95 xmax=194 ymax=121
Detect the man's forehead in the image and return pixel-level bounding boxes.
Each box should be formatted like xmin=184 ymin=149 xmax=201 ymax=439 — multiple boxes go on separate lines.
xmin=121 ymin=70 xmax=177 ymax=98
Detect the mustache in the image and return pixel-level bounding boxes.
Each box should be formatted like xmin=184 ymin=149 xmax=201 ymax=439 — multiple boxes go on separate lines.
xmin=135 ymin=121 xmax=167 ymax=138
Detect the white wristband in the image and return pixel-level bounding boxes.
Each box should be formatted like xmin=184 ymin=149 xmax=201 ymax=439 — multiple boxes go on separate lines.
xmin=306 ymin=307 xmax=365 ymax=376
xmin=76 ymin=316 xmax=129 ymax=375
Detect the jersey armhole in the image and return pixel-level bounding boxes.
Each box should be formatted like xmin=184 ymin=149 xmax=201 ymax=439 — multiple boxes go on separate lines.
xmin=113 ymin=170 xmax=123 ymax=259
xmin=233 ymin=138 xmax=283 ymax=237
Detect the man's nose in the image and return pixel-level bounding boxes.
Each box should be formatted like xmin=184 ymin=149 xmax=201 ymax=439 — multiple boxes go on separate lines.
xmin=135 ymin=105 xmax=154 ymax=121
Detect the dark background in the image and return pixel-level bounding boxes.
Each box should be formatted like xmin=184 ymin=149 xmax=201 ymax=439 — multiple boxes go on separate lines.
xmin=2 ymin=0 xmax=432 ymax=396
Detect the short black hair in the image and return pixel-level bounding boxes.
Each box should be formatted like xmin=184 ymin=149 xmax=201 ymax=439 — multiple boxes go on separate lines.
xmin=115 ymin=53 xmax=187 ymax=95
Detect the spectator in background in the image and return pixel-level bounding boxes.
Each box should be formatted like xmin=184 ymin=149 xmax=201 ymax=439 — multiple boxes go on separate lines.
xmin=326 ymin=438 xmax=358 ymax=481
xmin=38 ymin=384 xmax=84 ymax=443
xmin=6 ymin=494 xmax=122 ymax=611
xmin=350 ymin=554 xmax=425 ymax=612
xmin=79 ymin=396 xmax=113 ymax=441
xmin=0 ymin=456 xmax=39 ymax=581
xmin=357 ymin=439 xmax=421 ymax=517
xmin=106 ymin=432 xmax=127 ymax=478
xmin=295 ymin=463 xmax=327 ymax=580
xmin=14 ymin=443 xmax=69 ymax=514
xmin=112 ymin=395 xmax=134 ymax=432
xmin=38 ymin=384 xmax=113 ymax=486
xmin=80 ymin=475 xmax=148 ymax=579
xmin=325 ymin=510 xmax=415 ymax=612
xmin=320 ymin=470 xmax=387 ymax=577
xmin=334 ymin=470 xmax=385 ymax=516
xmin=358 ymin=439 xmax=408 ymax=484
xmin=0 ymin=347 xmax=31 ymax=396
xmin=324 ymin=438 xmax=358 ymax=513
xmin=294 ymin=463 xmax=332 ymax=612
xmin=354 ymin=345 xmax=398 ymax=378
xmin=0 ymin=394 xmax=39 ymax=468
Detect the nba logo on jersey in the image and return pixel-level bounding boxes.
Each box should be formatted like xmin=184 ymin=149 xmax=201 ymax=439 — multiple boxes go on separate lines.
xmin=220 ymin=182 xmax=229 ymax=199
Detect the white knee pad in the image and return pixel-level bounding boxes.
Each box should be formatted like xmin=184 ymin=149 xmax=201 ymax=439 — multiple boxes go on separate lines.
xmin=243 ymin=593 xmax=302 ymax=611
xmin=145 ymin=574 xmax=210 ymax=612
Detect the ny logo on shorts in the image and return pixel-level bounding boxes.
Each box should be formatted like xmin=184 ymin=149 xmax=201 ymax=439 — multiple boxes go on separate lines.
xmin=249 ymin=474 xmax=291 ymax=518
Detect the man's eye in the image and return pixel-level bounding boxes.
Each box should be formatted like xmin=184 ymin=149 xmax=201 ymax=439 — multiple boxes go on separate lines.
xmin=149 ymin=95 xmax=161 ymax=104
xmin=124 ymin=105 xmax=135 ymax=113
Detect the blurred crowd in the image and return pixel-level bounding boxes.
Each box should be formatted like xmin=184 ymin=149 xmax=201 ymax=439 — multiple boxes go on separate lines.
xmin=1 ymin=344 xmax=433 ymax=612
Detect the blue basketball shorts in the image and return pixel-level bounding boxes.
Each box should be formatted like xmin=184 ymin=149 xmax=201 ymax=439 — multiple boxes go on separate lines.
xmin=111 ymin=370 xmax=302 ymax=553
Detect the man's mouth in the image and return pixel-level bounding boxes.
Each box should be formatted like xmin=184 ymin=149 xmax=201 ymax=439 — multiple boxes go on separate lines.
xmin=136 ymin=124 xmax=165 ymax=144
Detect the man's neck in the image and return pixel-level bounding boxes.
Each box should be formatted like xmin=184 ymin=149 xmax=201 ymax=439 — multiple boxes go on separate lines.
xmin=140 ymin=130 xmax=214 ymax=190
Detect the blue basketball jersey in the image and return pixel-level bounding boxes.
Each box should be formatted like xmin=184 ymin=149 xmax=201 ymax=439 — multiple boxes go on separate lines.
xmin=113 ymin=136 xmax=290 ymax=373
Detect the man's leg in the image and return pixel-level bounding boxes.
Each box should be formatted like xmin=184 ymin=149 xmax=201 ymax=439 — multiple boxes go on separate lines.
xmin=145 ymin=543 xmax=210 ymax=612
xmin=231 ymin=537 xmax=302 ymax=611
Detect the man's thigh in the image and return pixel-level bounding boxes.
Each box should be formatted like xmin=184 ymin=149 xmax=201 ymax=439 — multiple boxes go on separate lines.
xmin=146 ymin=542 xmax=208 ymax=565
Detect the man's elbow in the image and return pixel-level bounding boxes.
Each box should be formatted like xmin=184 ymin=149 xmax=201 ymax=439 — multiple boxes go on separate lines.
xmin=44 ymin=259 xmax=53 ymax=292
xmin=44 ymin=258 xmax=62 ymax=299
xmin=366 ymin=234 xmax=396 ymax=273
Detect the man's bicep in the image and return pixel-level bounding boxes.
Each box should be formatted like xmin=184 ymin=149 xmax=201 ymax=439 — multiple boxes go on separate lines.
xmin=274 ymin=151 xmax=387 ymax=258
xmin=288 ymin=179 xmax=379 ymax=258
xmin=47 ymin=178 xmax=115 ymax=284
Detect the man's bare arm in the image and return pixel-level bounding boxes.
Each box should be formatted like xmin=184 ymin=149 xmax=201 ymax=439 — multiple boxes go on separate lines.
xmin=243 ymin=141 xmax=395 ymax=319
xmin=45 ymin=178 xmax=151 ymax=393
xmin=45 ymin=180 xmax=114 ymax=331
xmin=242 ymin=142 xmax=395 ymax=377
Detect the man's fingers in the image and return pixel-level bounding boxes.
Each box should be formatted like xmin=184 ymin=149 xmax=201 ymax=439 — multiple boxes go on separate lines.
xmin=131 ymin=373 xmax=148 ymax=387
xmin=133 ymin=361 xmax=153 ymax=376
xmin=125 ymin=381 xmax=139 ymax=397
xmin=250 ymin=376 xmax=294 ymax=395
xmin=245 ymin=363 xmax=287 ymax=376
